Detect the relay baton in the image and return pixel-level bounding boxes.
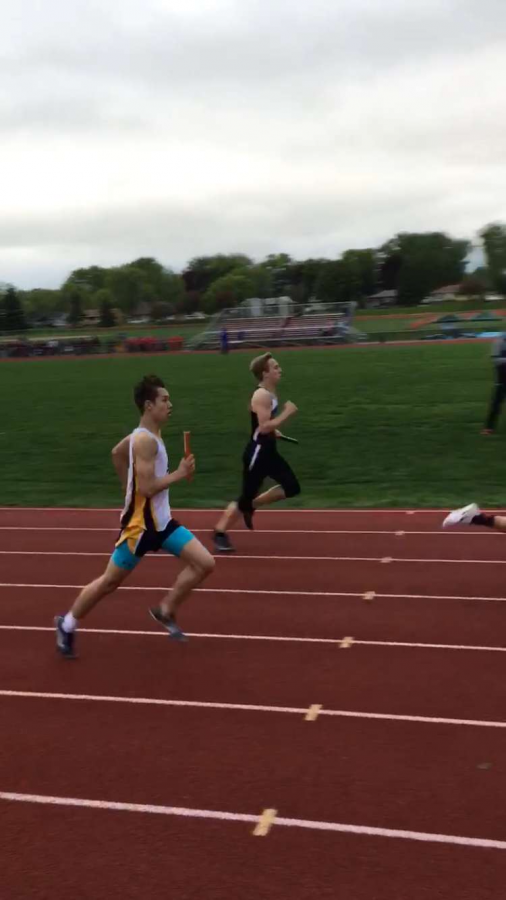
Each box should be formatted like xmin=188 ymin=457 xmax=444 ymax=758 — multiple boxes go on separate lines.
xmin=277 ymin=433 xmax=299 ymax=444
xmin=183 ymin=430 xmax=193 ymax=481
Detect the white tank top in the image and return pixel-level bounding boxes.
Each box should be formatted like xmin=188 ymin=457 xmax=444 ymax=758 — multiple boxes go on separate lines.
xmin=120 ymin=426 xmax=171 ymax=536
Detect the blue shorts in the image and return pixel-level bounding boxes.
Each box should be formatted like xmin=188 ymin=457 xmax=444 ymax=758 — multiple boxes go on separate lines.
xmin=111 ymin=522 xmax=195 ymax=572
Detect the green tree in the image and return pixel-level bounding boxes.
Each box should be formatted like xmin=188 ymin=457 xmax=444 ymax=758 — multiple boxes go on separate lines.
xmin=21 ymin=288 xmax=64 ymax=322
xmin=183 ymin=254 xmax=253 ymax=295
xmin=379 ymin=233 xmax=469 ymax=305
xmin=65 ymin=266 xmax=108 ymax=294
xmin=260 ymin=253 xmax=293 ymax=296
xmin=480 ymin=224 xmax=506 ymax=293
xmin=286 ymin=259 xmax=325 ymax=304
xmin=202 ymin=272 xmax=254 ymax=314
xmin=105 ymin=266 xmax=144 ymax=315
xmin=314 ymin=260 xmax=345 ymax=302
xmin=1 ymin=286 xmax=27 ymax=333
xmin=159 ymin=271 xmax=185 ymax=308
xmin=231 ymin=264 xmax=273 ymax=299
xmin=93 ymin=288 xmax=116 ymax=327
xmin=341 ymin=250 xmax=377 ymax=303
xmin=63 ymin=284 xmax=86 ymax=326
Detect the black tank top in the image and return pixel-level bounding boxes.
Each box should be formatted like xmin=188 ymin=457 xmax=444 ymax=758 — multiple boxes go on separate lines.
xmin=250 ymin=389 xmax=278 ymax=444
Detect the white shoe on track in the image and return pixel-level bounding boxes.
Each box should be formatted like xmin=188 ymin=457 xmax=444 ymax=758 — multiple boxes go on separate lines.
xmin=442 ymin=503 xmax=480 ymax=529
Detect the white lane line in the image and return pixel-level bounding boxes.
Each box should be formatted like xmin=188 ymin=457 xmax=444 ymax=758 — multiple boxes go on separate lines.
xmin=0 ymin=507 xmax=463 ymax=513
xmin=0 ymin=582 xmax=505 ymax=603
xmin=2 ymin=790 xmax=506 ymax=850
xmin=1 ymin=550 xmax=506 ymax=565
xmin=2 ymin=689 xmax=506 ymax=731
xmin=1 ymin=624 xmax=505 ymax=654
xmin=3 ymin=527 xmax=495 ymax=535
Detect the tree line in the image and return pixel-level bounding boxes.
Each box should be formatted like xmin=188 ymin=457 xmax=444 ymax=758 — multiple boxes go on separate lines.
xmin=1 ymin=224 xmax=506 ymax=333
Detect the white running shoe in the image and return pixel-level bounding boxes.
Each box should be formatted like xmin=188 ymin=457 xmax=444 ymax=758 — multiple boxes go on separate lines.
xmin=442 ymin=503 xmax=480 ymax=529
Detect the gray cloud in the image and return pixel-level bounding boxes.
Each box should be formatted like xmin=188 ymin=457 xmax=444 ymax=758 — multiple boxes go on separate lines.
xmin=0 ymin=0 xmax=505 ymax=287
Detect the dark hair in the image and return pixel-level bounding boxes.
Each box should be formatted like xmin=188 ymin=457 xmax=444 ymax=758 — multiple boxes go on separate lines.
xmin=249 ymin=352 xmax=273 ymax=381
xmin=134 ymin=374 xmax=166 ymax=413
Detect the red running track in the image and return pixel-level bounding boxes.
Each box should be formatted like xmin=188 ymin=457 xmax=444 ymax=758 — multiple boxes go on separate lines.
xmin=2 ymin=507 xmax=506 ymax=899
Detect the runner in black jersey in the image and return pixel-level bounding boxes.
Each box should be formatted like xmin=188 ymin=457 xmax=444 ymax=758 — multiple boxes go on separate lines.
xmin=214 ymin=352 xmax=300 ymax=552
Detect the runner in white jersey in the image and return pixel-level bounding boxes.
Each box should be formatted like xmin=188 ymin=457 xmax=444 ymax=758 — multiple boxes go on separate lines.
xmin=55 ymin=374 xmax=215 ymax=658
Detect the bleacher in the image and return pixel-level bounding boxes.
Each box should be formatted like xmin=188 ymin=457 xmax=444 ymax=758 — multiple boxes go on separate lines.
xmin=188 ymin=300 xmax=366 ymax=350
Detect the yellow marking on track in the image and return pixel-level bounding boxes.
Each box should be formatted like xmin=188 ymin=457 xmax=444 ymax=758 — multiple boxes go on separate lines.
xmin=253 ymin=808 xmax=278 ymax=836
xmin=305 ymin=704 xmax=322 ymax=721
xmin=339 ymin=637 xmax=355 ymax=649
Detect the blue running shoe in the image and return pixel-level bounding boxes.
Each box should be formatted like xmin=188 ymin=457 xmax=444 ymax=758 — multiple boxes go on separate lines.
xmin=149 ymin=608 xmax=188 ymax=642
xmin=55 ymin=616 xmax=77 ymax=659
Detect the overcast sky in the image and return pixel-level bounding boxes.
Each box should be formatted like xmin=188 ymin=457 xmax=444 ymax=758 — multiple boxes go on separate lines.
xmin=1 ymin=0 xmax=504 ymax=289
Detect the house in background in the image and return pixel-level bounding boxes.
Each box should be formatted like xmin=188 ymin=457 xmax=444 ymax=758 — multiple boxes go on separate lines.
xmin=366 ymin=290 xmax=398 ymax=308
xmin=127 ymin=302 xmax=151 ymax=324
xmin=83 ymin=309 xmax=100 ymax=327
xmin=82 ymin=308 xmax=124 ymax=327
xmin=423 ymin=284 xmax=461 ymax=303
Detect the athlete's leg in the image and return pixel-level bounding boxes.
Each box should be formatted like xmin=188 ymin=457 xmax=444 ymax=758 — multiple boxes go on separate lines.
xmin=484 ymin=383 xmax=506 ymax=432
xmin=253 ymin=485 xmax=286 ymax=507
xmin=254 ymin=453 xmax=301 ymax=508
xmin=71 ymin=558 xmax=132 ymax=620
xmin=215 ymin=500 xmax=242 ymax=535
xmin=150 ymin=529 xmax=214 ymax=635
xmin=443 ymin=503 xmax=506 ymax=531
xmin=236 ymin=456 xmax=266 ymax=530
xmin=214 ymin=444 xmax=265 ymax=546
xmin=55 ymin=545 xmax=136 ymax=657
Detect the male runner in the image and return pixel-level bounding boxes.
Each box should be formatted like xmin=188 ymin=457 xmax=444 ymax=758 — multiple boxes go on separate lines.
xmin=55 ymin=374 xmax=215 ymax=657
xmin=214 ymin=352 xmax=300 ymax=552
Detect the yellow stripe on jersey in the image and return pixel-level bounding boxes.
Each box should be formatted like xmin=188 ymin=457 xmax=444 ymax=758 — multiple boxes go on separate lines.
xmin=118 ymin=470 xmax=148 ymax=545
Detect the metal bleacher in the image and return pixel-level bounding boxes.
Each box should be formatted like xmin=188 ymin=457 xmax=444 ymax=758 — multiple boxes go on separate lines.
xmin=188 ymin=299 xmax=366 ymax=350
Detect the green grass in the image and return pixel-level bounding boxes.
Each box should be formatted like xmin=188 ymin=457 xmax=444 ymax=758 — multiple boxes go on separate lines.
xmin=0 ymin=342 xmax=502 ymax=509
xmin=357 ymin=310 xmax=506 ymax=339
xmin=356 ymin=301 xmax=506 ymax=316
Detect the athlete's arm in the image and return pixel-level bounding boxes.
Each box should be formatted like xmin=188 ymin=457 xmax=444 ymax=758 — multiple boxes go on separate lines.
xmin=111 ymin=436 xmax=130 ymax=490
xmin=134 ymin=432 xmax=195 ymax=499
xmin=253 ymin=389 xmax=298 ymax=435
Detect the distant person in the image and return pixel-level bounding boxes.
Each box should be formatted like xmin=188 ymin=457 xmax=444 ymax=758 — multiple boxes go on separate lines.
xmin=482 ymin=333 xmax=506 ymax=434
xmin=220 ymin=326 xmax=229 ymax=354
xmin=213 ymin=353 xmax=300 ymax=552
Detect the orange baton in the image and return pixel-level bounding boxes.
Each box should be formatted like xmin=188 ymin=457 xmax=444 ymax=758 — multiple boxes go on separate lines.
xmin=183 ymin=430 xmax=193 ymax=481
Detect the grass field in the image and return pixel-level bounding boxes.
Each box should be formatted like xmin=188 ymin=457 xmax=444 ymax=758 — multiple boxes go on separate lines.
xmin=0 ymin=342 xmax=504 ymax=509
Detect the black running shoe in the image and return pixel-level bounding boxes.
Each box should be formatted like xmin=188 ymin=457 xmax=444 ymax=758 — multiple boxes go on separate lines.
xmin=243 ymin=508 xmax=255 ymax=530
xmin=213 ymin=531 xmax=235 ymax=552
xmin=55 ymin=616 xmax=77 ymax=659
xmin=149 ymin=608 xmax=188 ymax=642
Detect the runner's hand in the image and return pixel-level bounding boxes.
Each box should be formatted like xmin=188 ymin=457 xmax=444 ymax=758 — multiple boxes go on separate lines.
xmin=178 ymin=454 xmax=195 ymax=478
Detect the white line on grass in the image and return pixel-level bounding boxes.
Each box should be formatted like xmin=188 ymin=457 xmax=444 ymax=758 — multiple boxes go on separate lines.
xmin=1 ymin=790 xmax=506 ymax=850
